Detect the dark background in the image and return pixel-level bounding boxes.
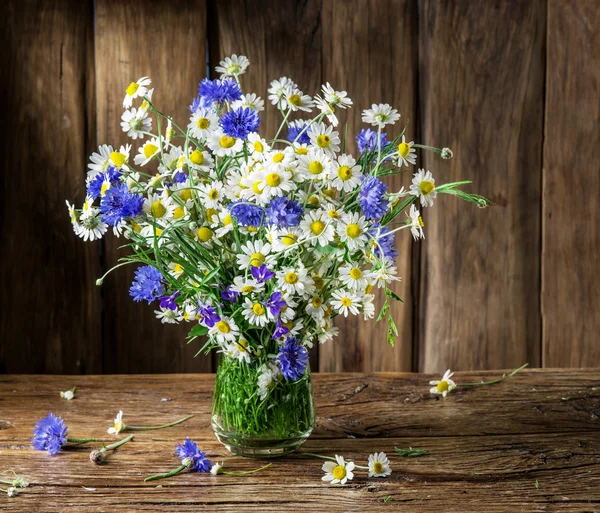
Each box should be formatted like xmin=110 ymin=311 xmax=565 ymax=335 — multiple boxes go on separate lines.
xmin=0 ymin=0 xmax=598 ymax=374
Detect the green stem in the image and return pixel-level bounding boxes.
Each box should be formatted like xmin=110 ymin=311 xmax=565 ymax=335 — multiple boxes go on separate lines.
xmin=457 ymin=363 xmax=529 ymax=387
xmin=125 ymin=414 xmax=194 ymax=431
xmin=102 ymin=434 xmax=134 ymax=452
xmin=67 ymin=437 xmax=97 ymax=444
xmin=144 ymin=464 xmax=187 ymax=482
xmin=222 ymin=463 xmax=272 ymax=476
xmin=298 ymin=452 xmax=368 ymax=469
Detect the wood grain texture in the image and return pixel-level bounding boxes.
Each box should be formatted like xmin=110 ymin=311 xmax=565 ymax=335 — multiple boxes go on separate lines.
xmin=0 ymin=0 xmax=101 ymax=373
xmin=94 ymin=0 xmax=212 ymax=373
xmin=543 ymin=0 xmax=600 ymax=367
xmin=208 ymin=0 xmax=322 ymax=369
xmin=0 ymin=370 xmax=599 ymax=511
xmin=319 ymin=0 xmax=418 ymax=373
xmin=418 ymin=0 xmax=545 ymax=372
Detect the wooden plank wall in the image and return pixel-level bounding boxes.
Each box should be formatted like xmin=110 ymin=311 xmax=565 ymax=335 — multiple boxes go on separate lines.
xmin=0 ymin=0 xmax=598 ymax=374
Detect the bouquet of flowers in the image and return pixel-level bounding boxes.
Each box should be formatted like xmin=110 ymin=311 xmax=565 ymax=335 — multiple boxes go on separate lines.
xmin=67 ymin=54 xmax=488 ymax=454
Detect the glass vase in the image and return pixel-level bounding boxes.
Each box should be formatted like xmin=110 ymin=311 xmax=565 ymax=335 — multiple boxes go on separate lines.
xmin=211 ymin=355 xmax=315 ymax=457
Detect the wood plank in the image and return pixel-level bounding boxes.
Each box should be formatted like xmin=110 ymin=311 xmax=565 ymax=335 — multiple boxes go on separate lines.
xmin=0 ymin=371 xmax=598 ymax=511
xmin=0 ymin=0 xmax=101 ymax=373
xmin=208 ymin=0 xmax=322 ymax=369
xmin=418 ymin=0 xmax=545 ymax=372
xmin=543 ymin=0 xmax=600 ymax=367
xmin=94 ymin=0 xmax=211 ymax=373
xmin=319 ymin=0 xmax=418 ymax=373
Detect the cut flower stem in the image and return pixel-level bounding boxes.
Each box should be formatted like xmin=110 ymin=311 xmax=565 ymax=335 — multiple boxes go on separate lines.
xmin=125 ymin=414 xmax=194 ymax=431
xmin=457 ymin=363 xmax=528 ymax=387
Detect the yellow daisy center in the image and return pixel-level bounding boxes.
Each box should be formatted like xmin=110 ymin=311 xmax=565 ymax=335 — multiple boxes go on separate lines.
xmin=349 ymin=268 xmax=362 ymax=280
xmin=398 ymin=142 xmax=411 ymax=158
xmin=346 ymin=223 xmax=361 ymax=238
xmin=250 ymin=252 xmax=265 ymax=267
xmin=179 ymin=189 xmax=192 ymax=202
xmin=307 ymin=195 xmax=319 ymax=205
xmin=130 ymin=221 xmax=142 ymax=233
xmin=151 ymin=201 xmax=166 ymax=218
xmin=436 ymin=380 xmax=449 ymax=392
xmin=282 ymin=233 xmax=297 ymax=246
xmin=223 ymin=215 xmax=232 ymax=226
xmin=197 ymin=227 xmax=213 ymax=242
xmin=272 ymin=153 xmax=285 ymax=163
xmin=420 ymin=180 xmax=435 ymax=195
xmin=209 ymin=189 xmax=219 ymax=201
xmin=254 ymin=141 xmax=264 ymax=153
xmin=252 ymin=182 xmax=263 ymax=194
xmin=308 ymin=161 xmax=323 ymax=175
xmin=100 ymin=182 xmax=111 ymax=197
xmin=247 ymin=226 xmax=258 ymax=233
xmin=205 ymin=208 xmax=217 ymax=221
xmin=285 ymin=272 xmax=299 ymax=284
xmin=110 ymin=151 xmax=126 ymax=168
xmin=266 ymin=173 xmax=281 ymax=187
xmin=288 ymin=94 xmax=302 ymax=107
xmin=216 ymin=321 xmax=230 ymax=334
xmin=237 ymin=338 xmax=249 ymax=351
xmin=373 ymin=462 xmax=384 ymax=474
xmin=296 ymin=147 xmax=308 ymax=155
xmin=173 ymin=264 xmax=184 ymax=274
xmin=337 ymin=165 xmax=352 ymax=181
xmin=314 ymin=277 xmax=324 ymax=289
xmin=341 ymin=297 xmax=352 ymax=307
xmin=312 ymin=296 xmax=323 ymax=308
xmin=252 ymin=303 xmax=265 ymax=316
xmin=219 ymin=135 xmax=236 ymax=148
xmin=143 ymin=144 xmax=158 ymax=159
xmin=328 ymin=209 xmax=339 ymax=219
xmin=173 ymin=206 xmax=185 ymax=219
xmin=332 ymin=465 xmax=346 ymax=480
xmin=323 ymin=189 xmax=336 ymax=199
xmin=310 ymin=220 xmax=325 ymax=235
xmin=190 ymin=150 xmax=204 ymax=165
xmin=365 ymin=283 xmax=373 ymax=294
xmin=418 ymin=216 xmax=424 ymax=227
xmin=316 ymin=134 xmax=331 ymax=148
xmin=241 ymin=285 xmax=254 ymax=293
xmin=197 ymin=118 xmax=210 ymax=129
xmin=126 ymin=82 xmax=139 ymax=96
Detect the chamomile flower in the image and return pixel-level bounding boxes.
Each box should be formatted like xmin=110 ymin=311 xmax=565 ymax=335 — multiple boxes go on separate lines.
xmin=134 ymin=138 xmax=161 ymax=166
xmin=87 ymin=144 xmax=113 ymax=179
xmin=155 ymin=307 xmax=180 ymax=324
xmin=305 ymin=295 xmax=327 ymax=320
xmin=109 ymin=144 xmax=132 ymax=171
xmin=297 ymin=149 xmax=331 ymax=181
xmin=322 ymin=455 xmax=355 ymax=485
xmin=198 ymin=181 xmax=225 ymax=208
xmin=331 ymin=290 xmax=362 ymax=317
xmin=299 ymin=209 xmax=335 ymax=246
xmin=168 ymin=261 xmax=185 ymax=278
xmin=321 ymin=83 xmax=352 ymax=109
xmin=232 ymin=93 xmax=265 ymax=112
xmin=107 ymin=410 xmax=124 ymax=434
xmin=247 ymin=133 xmax=270 ymax=161
xmin=223 ymin=338 xmax=252 ymax=363
xmin=214 ymin=209 xmax=235 ymax=237
xmin=265 ymin=148 xmax=294 ymax=171
xmin=284 ymin=87 xmax=314 ymax=112
xmin=236 ymin=240 xmax=274 ymax=270
xmin=362 ymin=103 xmax=400 ymax=128
xmin=318 ymin=320 xmax=339 ymax=344
xmin=272 ymin=227 xmax=302 ymax=252
xmin=123 ymin=76 xmax=151 ymax=108
xmin=268 ymin=77 xmax=297 ymax=108
xmin=338 ymin=212 xmax=369 ymax=251
xmin=339 ymin=263 xmax=369 ymax=290
xmin=277 ymin=265 xmax=312 ymax=296
xmin=120 ymin=107 xmax=152 ymax=139
xmin=143 ymin=192 xmax=175 ymax=221
xmin=75 ymin=212 xmax=108 ymax=241
xmin=260 ymin=167 xmax=295 ymax=198
xmin=329 ymin=154 xmax=362 ymax=191
xmin=396 ymin=135 xmax=417 ymax=167
xmin=314 ymin=96 xmax=338 ymax=126
xmin=408 ymin=204 xmax=425 ymax=240
xmin=308 ymin=122 xmax=340 ymax=158
xmin=215 ymin=54 xmax=250 ymax=78
xmin=230 ymin=276 xmax=265 ymax=296
xmin=371 ymin=260 xmax=400 ymax=288
xmin=257 ymin=361 xmax=281 ymax=400
xmin=362 ymin=293 xmax=375 ymax=320
xmin=429 ymin=369 xmax=457 ymax=397
xmin=242 ymin=298 xmax=272 ymax=327
xmin=368 ymin=452 xmax=392 ymax=478
xmin=207 ymin=130 xmax=243 ymax=157
xmin=157 ymin=146 xmax=184 ymax=175
xmin=209 ymin=316 xmax=239 ymax=344
xmin=186 ymin=148 xmax=214 ymax=173
xmin=409 ymin=169 xmax=437 ymax=207
xmin=188 ymin=108 xmax=219 ymax=140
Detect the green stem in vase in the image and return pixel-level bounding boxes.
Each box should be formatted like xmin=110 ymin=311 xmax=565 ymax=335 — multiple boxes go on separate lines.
xmin=125 ymin=414 xmax=194 ymax=431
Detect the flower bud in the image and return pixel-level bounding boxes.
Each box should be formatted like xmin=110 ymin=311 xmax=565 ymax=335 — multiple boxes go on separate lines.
xmin=441 ymin=147 xmax=453 ymax=159
xmin=96 ymin=278 xmax=104 ymax=286
xmin=181 ymin=457 xmax=193 ymax=468
xmin=90 ymin=449 xmax=105 ymax=464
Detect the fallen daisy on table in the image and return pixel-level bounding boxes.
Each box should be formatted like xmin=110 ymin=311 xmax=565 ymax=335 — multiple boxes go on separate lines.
xmin=107 ymin=410 xmax=194 ymax=434
xmin=302 ymin=451 xmax=392 ymax=484
xmin=32 ymin=413 xmax=96 ymax=456
xmin=0 ymin=470 xmax=29 ymax=497
xmin=321 ymin=455 xmax=355 ymax=485
xmin=368 ymin=452 xmax=392 ymax=478
xmin=144 ymin=438 xmax=271 ymax=482
xmin=429 ymin=363 xmax=529 ymax=397
xmin=60 ymin=387 xmax=76 ymax=400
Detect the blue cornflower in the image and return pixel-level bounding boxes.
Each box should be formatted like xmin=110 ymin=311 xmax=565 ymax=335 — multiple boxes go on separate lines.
xmin=159 ymin=291 xmax=180 ymax=311
xmin=175 ymin=438 xmax=211 ymax=472
xmin=198 ymin=78 xmax=242 ymax=107
xmin=272 ymin=317 xmax=290 ymax=340
xmin=356 ymin=128 xmax=389 ymax=154
xmin=99 ymin=183 xmax=144 ymax=226
xmin=129 ymin=266 xmax=165 ymax=303
xmin=87 ymin=167 xmax=123 ymax=200
xmin=172 ymin=171 xmax=187 ymax=184
xmin=277 ymin=336 xmax=309 ymax=381
xmin=251 ymin=264 xmax=274 ymax=284
xmin=359 ymin=176 xmax=389 ymax=220
xmin=221 ymin=286 xmax=239 ymax=303
xmin=369 ymin=223 xmax=398 ymax=262
xmin=220 ymin=107 xmax=260 ymax=140
xmin=197 ymin=302 xmax=220 ymax=328
xmin=265 ymin=291 xmax=286 ymax=317
xmin=265 ymin=196 xmax=303 ymax=227
xmin=189 ymin=96 xmax=203 ymax=114
xmin=32 ymin=413 xmax=68 ymax=455
xmin=286 ymin=120 xmax=311 ymax=145
xmin=230 ymin=202 xmax=265 ymax=227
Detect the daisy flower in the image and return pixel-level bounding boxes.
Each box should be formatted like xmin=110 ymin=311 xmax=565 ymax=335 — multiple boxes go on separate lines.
xmin=215 ymin=54 xmax=250 ymax=78
xmin=186 ymin=148 xmax=214 ymax=173
xmin=408 ymin=204 xmax=424 ymax=240
xmin=297 ymin=149 xmax=331 ymax=182
xmin=242 ymin=298 xmax=272 ymax=327
xmin=259 ymin=167 xmax=295 ymax=199
xmin=305 ymin=295 xmax=327 ymax=320
xmin=155 ymin=307 xmax=180 ymax=324
xmin=236 ymin=240 xmax=274 ymax=270
xmin=272 ymin=227 xmax=302 ymax=252
xmin=308 ymin=122 xmax=340 ymax=158
xmin=321 ymin=83 xmax=352 ymax=109
xmin=247 ymin=133 xmax=270 ymax=161
xmin=230 ymin=276 xmax=265 ymax=295
xmin=329 ymin=154 xmax=362 ymax=192
xmin=75 ymin=211 xmax=108 ymax=242
xmin=299 ymin=209 xmax=335 ymax=247
xmin=107 ymin=410 xmax=124 ymax=434
xmin=198 ymin=181 xmax=225 ymax=208
xmin=276 ymin=265 xmax=312 ymax=296
xmin=371 ymin=259 xmax=400 ymax=288
xmin=396 ymin=135 xmax=417 ymax=167
xmin=362 ymin=293 xmax=375 ymax=320
xmin=410 ymin=169 xmax=437 ymax=207
xmin=322 ymin=455 xmax=355 ymax=485
xmin=339 ymin=263 xmax=369 ymax=290
xmin=87 ymin=144 xmax=113 ymax=179
xmin=338 ymin=212 xmax=369 ymax=251
xmin=109 ymin=144 xmax=132 ymax=171
xmin=232 ymin=93 xmax=265 ymax=112
xmin=134 ymin=138 xmax=161 ymax=166
xmin=257 ymin=362 xmax=281 ymax=400
xmin=331 ymin=290 xmax=362 ymax=317
xmin=120 ymin=107 xmax=152 ymax=140
xmin=314 ymin=96 xmax=338 ymax=126
xmin=143 ymin=192 xmax=175 ymax=221
xmin=430 ymin=369 xmax=457 ymax=397
xmin=222 ymin=338 xmax=253 ymax=364
xmin=268 ymin=77 xmax=297 ymax=108
xmin=362 ymin=103 xmax=400 ymax=128
xmin=123 ymin=76 xmax=151 ymax=108
xmin=264 ymin=147 xmax=294 ymax=171
xmin=207 ymin=130 xmax=244 ymax=157
xmin=368 ymin=452 xmax=392 ymax=478
xmin=318 ymin=321 xmax=339 ymax=344
xmin=284 ymin=87 xmax=314 ymax=112
xmin=208 ymin=316 xmax=239 ymax=344
xmin=188 ymin=108 xmax=219 ymax=141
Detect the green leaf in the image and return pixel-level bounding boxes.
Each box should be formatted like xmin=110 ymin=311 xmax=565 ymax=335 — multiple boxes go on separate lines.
xmin=385 ymin=289 xmax=404 ymax=302
xmin=394 ymin=447 xmax=429 ymax=457
xmin=188 ymin=325 xmax=208 ymax=338
xmin=315 ymin=243 xmax=338 ymax=254
xmin=377 ymin=300 xmax=389 ymax=322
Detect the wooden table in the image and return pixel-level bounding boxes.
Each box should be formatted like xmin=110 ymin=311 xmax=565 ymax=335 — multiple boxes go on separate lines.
xmin=0 ymin=370 xmax=599 ymax=512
